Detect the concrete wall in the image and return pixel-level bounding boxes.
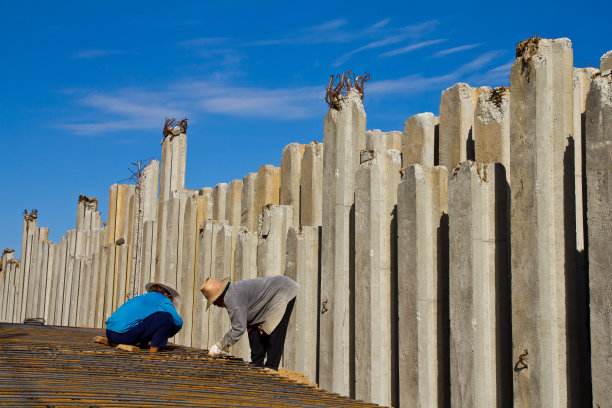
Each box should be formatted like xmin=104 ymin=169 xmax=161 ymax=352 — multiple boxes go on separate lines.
xmin=1 ymin=36 xmax=608 ymax=408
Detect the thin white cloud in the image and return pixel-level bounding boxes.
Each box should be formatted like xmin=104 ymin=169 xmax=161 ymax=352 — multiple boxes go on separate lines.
xmin=379 ymin=39 xmax=446 ymax=57
xmin=433 ymin=43 xmax=481 ymax=57
xmin=488 ymin=61 xmax=514 ymax=73
xmin=368 ymin=18 xmax=391 ymax=31
xmin=332 ymin=35 xmax=407 ymax=67
xmin=398 ymin=20 xmax=439 ymax=38
xmin=249 ymin=19 xmax=351 ymax=46
xmin=72 ymin=49 xmax=126 ymax=59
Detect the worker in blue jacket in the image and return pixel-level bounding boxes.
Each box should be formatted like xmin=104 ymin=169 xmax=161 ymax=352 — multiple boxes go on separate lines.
xmin=105 ymin=282 xmax=183 ymax=352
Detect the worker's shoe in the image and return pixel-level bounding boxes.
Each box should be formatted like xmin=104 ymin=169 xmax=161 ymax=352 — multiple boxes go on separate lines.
xmin=93 ymin=336 xmax=110 ymax=346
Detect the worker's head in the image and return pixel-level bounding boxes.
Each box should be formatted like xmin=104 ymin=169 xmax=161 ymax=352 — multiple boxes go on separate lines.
xmin=145 ymin=282 xmax=181 ymax=308
xmin=200 ymin=277 xmax=230 ymax=310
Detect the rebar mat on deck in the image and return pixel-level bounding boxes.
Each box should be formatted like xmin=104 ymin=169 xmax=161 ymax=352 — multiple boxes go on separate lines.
xmin=0 ymin=323 xmax=381 ymax=407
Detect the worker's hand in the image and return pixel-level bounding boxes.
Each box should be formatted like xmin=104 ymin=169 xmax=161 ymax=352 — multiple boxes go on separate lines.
xmin=208 ymin=344 xmax=222 ymax=357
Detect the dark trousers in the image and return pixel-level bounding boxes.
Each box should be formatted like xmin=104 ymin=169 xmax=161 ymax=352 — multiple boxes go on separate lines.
xmin=248 ymin=298 xmax=295 ymax=370
xmin=106 ymin=312 xmax=179 ymax=348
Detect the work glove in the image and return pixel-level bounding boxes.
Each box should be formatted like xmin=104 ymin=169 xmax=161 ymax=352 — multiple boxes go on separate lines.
xmin=208 ymin=344 xmax=222 ymax=357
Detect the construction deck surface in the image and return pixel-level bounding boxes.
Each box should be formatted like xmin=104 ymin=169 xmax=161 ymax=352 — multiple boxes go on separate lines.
xmin=0 ymin=323 xmax=380 ymax=407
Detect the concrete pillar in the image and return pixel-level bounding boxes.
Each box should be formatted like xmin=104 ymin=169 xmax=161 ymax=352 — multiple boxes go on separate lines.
xmin=320 ymin=88 xmax=366 ymax=397
xmin=94 ymin=228 xmax=109 ymax=328
xmin=284 ymin=226 xmax=320 ymax=383
xmin=213 ymin=183 xmax=228 ymax=221
xmin=255 ymin=164 xmax=281 ymax=216
xmin=197 ymin=187 xmax=213 ymax=220
xmin=0 ymin=250 xmax=15 ymax=322
xmin=366 ymin=129 xmax=402 ymax=151
xmin=82 ymin=229 xmax=102 ymax=327
xmin=36 ymin=241 xmax=51 ymax=319
xmin=26 ymin=237 xmax=43 ymax=319
xmin=176 ymin=191 xmax=198 ymax=346
xmin=439 ymin=83 xmax=479 ymax=170
xmin=76 ymin=196 xmax=99 ymax=231
xmin=19 ymin=216 xmax=38 ymax=322
xmin=160 ymin=128 xmax=187 ymax=200
xmin=207 ymin=220 xmax=233 ymax=348
xmin=510 ymin=37 xmax=583 ymax=406
xmin=585 ymin=73 xmax=612 ymax=408
xmin=232 ymin=227 xmax=258 ymax=360
xmin=47 ymin=243 xmax=61 ymax=325
xmin=69 ymin=229 xmax=88 ymax=326
xmin=226 ymin=180 xmax=243 ymax=227
xmin=193 ymin=220 xmax=213 ymax=349
xmin=600 ymin=49 xmax=612 ymax=72
xmin=5 ymin=262 xmax=16 ymax=322
xmin=103 ymin=242 xmax=116 ymax=322
xmin=300 ymin=142 xmax=323 ymax=227
xmin=402 ymin=113 xmax=438 ymax=167
xmin=53 ymin=235 xmax=68 ymax=325
xmin=241 ymin=173 xmax=258 ymax=232
xmin=160 ymin=189 xmax=181 ymax=289
xmin=397 ymin=164 xmax=449 ymax=407
xmin=257 ymin=205 xmax=293 ymax=277
xmin=449 ymin=161 xmax=511 ymax=407
xmin=354 ymin=149 xmax=401 ymax=407
xmin=107 ymin=185 xmax=118 ymax=244
xmin=474 ymin=86 xmax=510 ymax=171
xmin=281 ymin=143 xmax=306 ymax=225
xmin=61 ymin=229 xmax=76 ymax=325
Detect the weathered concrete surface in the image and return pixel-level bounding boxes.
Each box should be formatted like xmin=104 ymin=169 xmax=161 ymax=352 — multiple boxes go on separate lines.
xmin=366 ymin=129 xmax=402 ymax=152
xmin=208 ymin=222 xmax=234 ymax=350
xmin=397 ymin=164 xmax=449 ymax=408
xmin=439 ymin=83 xmax=479 ymax=170
xmin=193 ymin=220 xmax=213 ymax=349
xmin=76 ymin=195 xmax=99 ymax=231
xmin=585 ymin=73 xmax=612 ymax=408
xmin=241 ymin=173 xmax=258 ymax=232
xmin=300 ymin=142 xmax=323 ymax=227
xmin=257 ymin=205 xmax=293 ymax=277
xmin=402 ymin=113 xmax=437 ymax=167
xmin=320 ymin=88 xmax=366 ymax=397
xmin=61 ymin=230 xmax=76 ymax=326
xmin=177 ymin=191 xmax=198 ymax=346
xmin=255 ymin=165 xmax=280 ymax=216
xmin=198 ymin=187 xmax=213 ymax=221
xmin=281 ymin=143 xmax=306 ymax=226
xmin=213 ymin=183 xmax=228 ymax=221
xmin=94 ymin=228 xmax=109 ymax=328
xmin=284 ymin=226 xmax=320 ymax=384
xmin=159 ymin=130 xmax=187 ymax=200
xmin=449 ymin=161 xmax=511 ymax=407
xmin=600 ymin=49 xmax=612 ymax=72
xmin=474 ymin=87 xmax=510 ymax=171
xmin=510 ymin=37 xmax=584 ymax=407
xmin=53 ymin=236 xmax=68 ymax=325
xmin=232 ymin=227 xmax=258 ymax=361
xmin=226 ymin=180 xmax=243 ymax=227
xmin=354 ymin=149 xmax=401 ymax=407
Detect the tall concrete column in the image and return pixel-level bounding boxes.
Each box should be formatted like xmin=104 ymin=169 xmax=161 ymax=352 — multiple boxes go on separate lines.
xmin=365 ymin=129 xmax=402 ymax=151
xmin=176 ymin=191 xmax=198 ymax=346
xmin=160 ymin=189 xmax=181 ymax=289
xmin=585 ymin=73 xmax=612 ymax=408
xmin=76 ymin=196 xmax=99 ymax=231
xmin=208 ymin=221 xmax=234 ymax=349
xmin=281 ymin=143 xmax=306 ymax=225
xmin=403 ymin=113 xmax=438 ymax=167
xmin=439 ymin=83 xmax=479 ymax=170
xmin=94 ymin=228 xmax=109 ymax=328
xmin=19 ymin=213 xmax=37 ymax=322
xmin=354 ymin=149 xmax=401 ymax=407
xmin=61 ymin=229 xmax=76 ymax=325
xmin=226 ymin=180 xmax=243 ymax=227
xmin=232 ymin=227 xmax=258 ymax=360
xmin=255 ymin=165 xmax=281 ymax=216
xmin=53 ymin=235 xmax=68 ymax=325
xmin=240 ymin=173 xmax=258 ymax=232
xmin=449 ymin=161 xmax=511 ymax=407
xmin=397 ymin=164 xmax=449 ymax=408
xmin=5 ymin=262 xmax=16 ymax=322
xmin=70 ymin=229 xmax=88 ymax=326
xmin=159 ymin=128 xmax=187 ymax=200
xmin=0 ymin=250 xmax=15 ymax=322
xmin=37 ymin=241 xmax=51 ymax=320
xmin=213 ymin=183 xmax=228 ymax=221
xmin=84 ymin=229 xmax=102 ymax=327
xmin=300 ymin=142 xmax=323 ymax=227
xmin=510 ymin=37 xmax=583 ymax=406
xmin=193 ymin=220 xmax=213 ymax=349
xmin=474 ymin=86 xmax=510 ymax=172
xmin=257 ymin=205 xmax=293 ymax=277
xmin=600 ymin=50 xmax=612 ymax=72
xmin=320 ymin=88 xmax=366 ymax=397
xmin=284 ymin=226 xmax=320 ymax=383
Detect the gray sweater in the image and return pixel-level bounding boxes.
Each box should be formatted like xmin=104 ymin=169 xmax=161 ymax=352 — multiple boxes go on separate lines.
xmin=218 ymin=275 xmax=299 ymax=350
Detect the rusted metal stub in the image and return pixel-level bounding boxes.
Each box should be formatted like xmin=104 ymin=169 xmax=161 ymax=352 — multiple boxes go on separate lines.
xmin=0 ymin=323 xmax=382 ymax=407
xmin=325 ymin=70 xmax=370 ymax=110
xmin=23 ymin=208 xmax=38 ymax=221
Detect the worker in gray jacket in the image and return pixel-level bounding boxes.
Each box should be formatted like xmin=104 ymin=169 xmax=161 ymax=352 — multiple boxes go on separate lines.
xmin=201 ymin=275 xmax=299 ymax=371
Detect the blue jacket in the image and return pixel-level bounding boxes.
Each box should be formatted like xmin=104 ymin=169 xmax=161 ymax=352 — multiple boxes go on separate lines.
xmin=105 ymin=292 xmax=183 ymax=333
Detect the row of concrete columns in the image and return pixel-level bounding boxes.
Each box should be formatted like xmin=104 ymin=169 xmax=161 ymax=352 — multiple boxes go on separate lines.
xmin=1 ymin=37 xmax=610 ymax=408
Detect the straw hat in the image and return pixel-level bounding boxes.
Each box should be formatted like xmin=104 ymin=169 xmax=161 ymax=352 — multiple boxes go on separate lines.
xmin=200 ymin=277 xmax=230 ymax=309
xmin=145 ymin=282 xmax=181 ymax=309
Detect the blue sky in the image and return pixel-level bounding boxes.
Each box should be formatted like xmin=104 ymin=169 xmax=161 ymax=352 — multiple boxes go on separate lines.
xmin=1 ymin=1 xmax=609 ymax=254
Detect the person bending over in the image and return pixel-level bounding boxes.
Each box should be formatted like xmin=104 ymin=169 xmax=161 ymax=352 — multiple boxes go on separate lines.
xmin=105 ymin=282 xmax=182 ymax=352
xmin=202 ymin=275 xmax=299 ymax=370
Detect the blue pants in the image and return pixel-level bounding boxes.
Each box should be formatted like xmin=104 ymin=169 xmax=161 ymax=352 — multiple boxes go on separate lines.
xmin=106 ymin=312 xmax=179 ymax=348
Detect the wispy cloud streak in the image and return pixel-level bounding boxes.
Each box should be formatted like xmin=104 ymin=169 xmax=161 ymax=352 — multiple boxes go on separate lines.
xmin=379 ymin=39 xmax=446 ymax=57
xmin=433 ymin=43 xmax=481 ymax=57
